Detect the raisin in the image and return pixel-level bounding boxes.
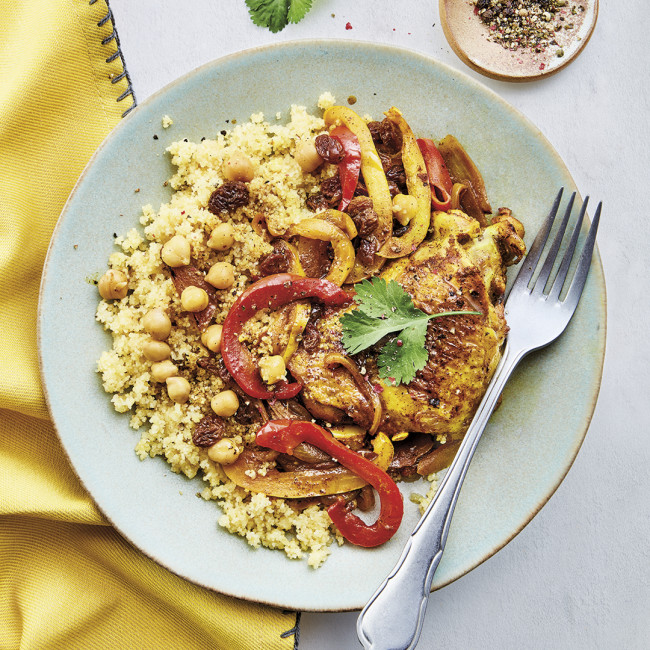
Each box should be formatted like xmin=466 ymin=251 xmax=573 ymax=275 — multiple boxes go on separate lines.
xmin=357 ymin=237 xmax=378 ymax=267
xmin=258 ymin=242 xmax=292 ymax=276
xmin=302 ymin=324 xmax=321 ymax=352
xmin=357 ymin=209 xmax=379 ymax=237
xmin=306 ymin=193 xmax=330 ymax=212
xmin=387 ymin=181 xmax=401 ymax=197
xmin=320 ymin=174 xmax=342 ymax=201
xmin=347 ymin=197 xmax=379 ymax=237
xmin=356 ymin=485 xmax=375 ymax=512
xmin=235 ymin=400 xmax=264 ymax=426
xmin=315 ymin=134 xmax=344 ymax=164
xmin=192 ymin=412 xmax=226 ymax=447
xmin=347 ymin=196 xmax=373 ymax=214
xmin=367 ymin=121 xmax=383 ymax=143
xmin=385 ymin=163 xmax=407 ymax=193
xmin=378 ymin=150 xmax=393 ymax=170
xmin=393 ymin=222 xmax=409 ymax=238
xmin=197 ymin=355 xmax=230 ymax=383
xmin=353 ymin=180 xmax=369 ymax=197
xmin=208 ymin=181 xmax=249 ymax=214
xmin=379 ymin=118 xmax=403 ymax=153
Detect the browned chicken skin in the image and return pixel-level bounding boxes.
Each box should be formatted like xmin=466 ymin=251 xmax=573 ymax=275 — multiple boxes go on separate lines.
xmin=288 ymin=208 xmax=525 ymax=440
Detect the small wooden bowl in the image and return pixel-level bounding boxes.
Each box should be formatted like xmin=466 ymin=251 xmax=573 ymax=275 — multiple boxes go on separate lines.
xmin=440 ymin=0 xmax=598 ymax=82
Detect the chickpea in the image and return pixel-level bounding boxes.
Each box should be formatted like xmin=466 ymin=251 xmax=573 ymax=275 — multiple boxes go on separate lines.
xmin=294 ymin=141 xmax=323 ymax=173
xmin=222 ymin=151 xmax=255 ymax=183
xmin=201 ymin=324 xmax=223 ymax=353
xmin=205 ymin=262 xmax=235 ymax=290
xmin=142 ymin=339 xmax=171 ymax=362
xmin=207 ymin=222 xmax=235 ymax=251
xmin=142 ymin=308 xmax=172 ymax=340
xmin=211 ymin=390 xmax=239 ymax=417
xmin=259 ymin=355 xmax=286 ymax=385
xmin=180 ymin=286 xmax=209 ymax=312
xmin=392 ymin=193 xmax=418 ymax=226
xmin=161 ymin=235 xmax=191 ymax=267
xmin=166 ymin=376 xmax=190 ymax=403
xmin=150 ymin=359 xmax=178 ymax=382
xmin=207 ymin=438 xmax=242 ymax=465
xmin=98 ymin=269 xmax=128 ymax=300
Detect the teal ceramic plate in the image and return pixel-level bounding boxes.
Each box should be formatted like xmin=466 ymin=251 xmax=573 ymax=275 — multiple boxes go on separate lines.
xmin=38 ymin=41 xmax=606 ymax=612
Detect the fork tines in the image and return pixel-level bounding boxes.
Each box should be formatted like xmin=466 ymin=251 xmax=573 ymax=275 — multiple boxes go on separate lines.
xmin=514 ymin=188 xmax=601 ymax=310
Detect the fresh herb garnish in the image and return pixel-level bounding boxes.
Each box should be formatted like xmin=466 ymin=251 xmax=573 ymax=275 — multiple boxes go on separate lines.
xmin=340 ymin=278 xmax=481 ymax=386
xmin=245 ymin=0 xmax=313 ymax=33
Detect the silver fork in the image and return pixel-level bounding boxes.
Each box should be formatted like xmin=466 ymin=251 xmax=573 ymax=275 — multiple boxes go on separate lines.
xmin=357 ymin=188 xmax=602 ymax=650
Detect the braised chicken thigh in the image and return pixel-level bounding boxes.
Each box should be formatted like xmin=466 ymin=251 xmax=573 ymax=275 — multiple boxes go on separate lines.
xmin=288 ymin=208 xmax=525 ymax=440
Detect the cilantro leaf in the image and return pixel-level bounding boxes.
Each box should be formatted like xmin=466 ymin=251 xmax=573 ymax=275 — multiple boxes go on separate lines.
xmin=378 ymin=323 xmax=429 ymax=386
xmin=341 ymin=277 xmax=481 ymax=386
xmin=287 ymin=0 xmax=312 ymax=24
xmin=245 ymin=0 xmax=312 ymax=33
xmin=352 ymin=278 xmax=424 ymax=320
xmin=341 ymin=279 xmax=430 ymax=354
xmin=341 ymin=309 xmax=392 ymax=355
xmin=245 ymin=0 xmax=289 ymax=33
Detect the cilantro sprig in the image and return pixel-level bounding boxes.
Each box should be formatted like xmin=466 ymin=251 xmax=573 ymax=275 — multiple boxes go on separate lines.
xmin=245 ymin=0 xmax=313 ymax=33
xmin=340 ymin=278 xmax=481 ymax=386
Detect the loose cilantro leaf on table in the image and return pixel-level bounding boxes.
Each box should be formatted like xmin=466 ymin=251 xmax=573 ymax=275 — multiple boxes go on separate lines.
xmin=287 ymin=0 xmax=312 ymax=23
xmin=341 ymin=278 xmax=480 ymax=386
xmin=245 ymin=0 xmax=313 ymax=33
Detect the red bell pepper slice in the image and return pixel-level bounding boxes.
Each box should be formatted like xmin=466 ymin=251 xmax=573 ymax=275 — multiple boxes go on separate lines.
xmin=257 ymin=419 xmax=404 ymax=547
xmin=221 ymin=274 xmax=352 ymax=400
xmin=417 ymin=138 xmax=453 ymax=211
xmin=330 ymin=125 xmax=361 ymax=212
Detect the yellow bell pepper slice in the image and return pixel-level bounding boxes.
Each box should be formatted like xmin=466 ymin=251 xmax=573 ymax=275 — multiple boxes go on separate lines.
xmin=285 ymin=217 xmax=355 ymax=286
xmin=320 ymin=208 xmax=358 ymax=239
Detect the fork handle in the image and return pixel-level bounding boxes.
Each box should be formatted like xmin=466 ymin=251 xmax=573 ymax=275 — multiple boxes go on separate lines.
xmin=357 ymin=343 xmax=525 ymax=650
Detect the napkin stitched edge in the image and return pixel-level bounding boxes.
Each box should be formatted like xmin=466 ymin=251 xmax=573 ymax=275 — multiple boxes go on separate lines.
xmin=90 ymin=0 xmax=137 ymax=116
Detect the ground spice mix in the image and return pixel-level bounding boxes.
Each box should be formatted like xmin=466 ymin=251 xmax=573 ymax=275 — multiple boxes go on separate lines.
xmin=473 ymin=0 xmax=586 ymax=55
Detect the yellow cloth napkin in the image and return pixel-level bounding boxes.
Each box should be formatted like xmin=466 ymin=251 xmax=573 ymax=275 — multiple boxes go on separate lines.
xmin=0 ymin=2 xmax=297 ymax=648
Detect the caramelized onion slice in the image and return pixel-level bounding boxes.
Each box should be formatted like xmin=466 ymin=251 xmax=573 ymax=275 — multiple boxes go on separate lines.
xmin=437 ymin=135 xmax=491 ymax=226
xmin=324 ymin=352 xmax=382 ymax=435
xmin=223 ymin=434 xmax=393 ymax=499
xmin=224 ymin=458 xmax=367 ymax=498
xmin=450 ymin=182 xmax=467 ymax=211
xmin=416 ymin=439 xmax=461 ymax=476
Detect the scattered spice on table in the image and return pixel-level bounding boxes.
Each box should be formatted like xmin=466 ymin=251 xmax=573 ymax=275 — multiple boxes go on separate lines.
xmin=472 ymin=0 xmax=585 ymax=55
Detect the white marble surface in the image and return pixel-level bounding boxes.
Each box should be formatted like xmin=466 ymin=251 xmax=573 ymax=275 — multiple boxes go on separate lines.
xmin=108 ymin=1 xmax=650 ymax=647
